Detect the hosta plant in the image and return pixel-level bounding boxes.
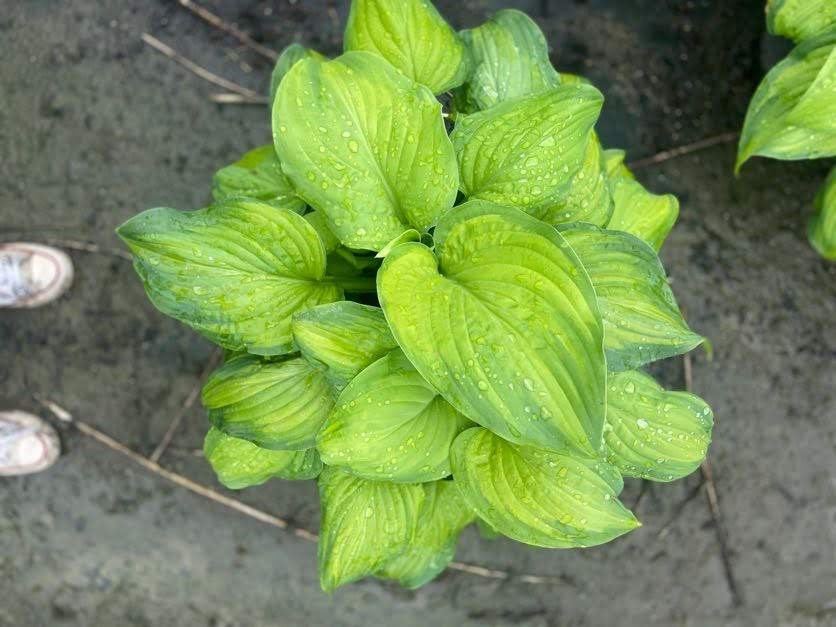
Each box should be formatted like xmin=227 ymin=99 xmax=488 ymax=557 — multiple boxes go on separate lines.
xmin=737 ymin=0 xmax=836 ymax=259
xmin=118 ymin=0 xmax=713 ymax=591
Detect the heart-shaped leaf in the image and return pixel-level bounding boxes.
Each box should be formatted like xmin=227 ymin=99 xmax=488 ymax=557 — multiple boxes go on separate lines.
xmin=560 ymin=224 xmax=703 ymax=371
xmin=603 ymin=370 xmax=713 ymax=482
xmin=203 ymin=427 xmax=322 ymax=489
xmin=274 ymin=51 xmax=458 ymax=251
xmin=544 ymin=132 xmax=612 ymax=227
xmin=212 ymin=146 xmax=305 ymax=214
xmin=378 ymin=201 xmax=606 ymax=454
xmin=303 ymin=210 xmax=341 ymax=254
xmin=117 ymin=200 xmax=342 ymax=355
xmin=318 ymin=349 xmax=473 ymax=483
xmin=292 ymin=301 xmax=398 ymax=392
xmin=451 ymin=85 xmax=603 ymax=220
xmin=202 ymin=354 xmax=333 ymax=450
xmin=809 ymin=166 xmax=836 ymax=260
xmin=785 ymin=43 xmax=836 ymax=132
xmin=736 ymin=33 xmax=836 ymax=172
xmin=767 ymin=0 xmax=836 ymax=43
xmin=606 ymin=174 xmax=679 ymax=251
xmin=317 ymin=467 xmax=425 ymax=592
xmin=603 ymin=148 xmax=632 ymax=180
xmin=455 ymin=9 xmax=560 ymax=113
xmin=450 ymin=427 xmax=639 ymax=548
xmin=344 ymin=0 xmax=468 ymax=94
xmin=377 ymin=480 xmax=475 ymax=588
xmin=270 ymin=43 xmax=325 ymax=106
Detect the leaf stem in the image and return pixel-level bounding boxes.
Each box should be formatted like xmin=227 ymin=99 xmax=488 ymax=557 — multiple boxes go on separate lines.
xmin=327 ymin=275 xmax=378 ymax=293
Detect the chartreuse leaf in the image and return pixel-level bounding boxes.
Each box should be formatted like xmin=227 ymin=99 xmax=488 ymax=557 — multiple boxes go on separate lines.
xmin=544 ymin=133 xmax=612 ymax=227
xmin=211 ymin=145 xmax=305 ymax=214
xmin=317 ymin=467 xmax=425 ymax=591
xmin=344 ymin=0 xmax=468 ymax=94
xmin=270 ymin=44 xmax=325 ymax=106
xmin=809 ymin=166 xmax=836 ymax=260
xmin=377 ymin=481 xmax=475 ymax=588
xmin=452 ymin=85 xmax=603 ymax=220
xmin=767 ymin=0 xmax=836 ymax=43
xmin=117 ymin=200 xmax=342 ymax=355
xmin=303 ymin=210 xmax=340 ymax=254
xmin=273 ymin=51 xmax=458 ymax=251
xmin=456 ymin=9 xmax=560 ymax=113
xmin=736 ymin=33 xmax=836 ymax=172
xmin=606 ymin=175 xmax=679 ymax=251
xmin=785 ymin=44 xmax=836 ymax=132
xmin=318 ymin=349 xmax=473 ymax=483
xmin=202 ymin=354 xmax=333 ymax=450
xmin=450 ymin=427 xmax=639 ymax=548
xmin=603 ymin=148 xmax=633 ymax=180
xmin=378 ymin=201 xmax=606 ymax=454
xmin=292 ymin=301 xmax=398 ymax=392
xmin=560 ymin=225 xmax=703 ymax=371
xmin=559 ymin=73 xmax=592 ymax=86
xmin=603 ymin=371 xmax=712 ymax=482
xmin=203 ymin=427 xmax=322 ymax=489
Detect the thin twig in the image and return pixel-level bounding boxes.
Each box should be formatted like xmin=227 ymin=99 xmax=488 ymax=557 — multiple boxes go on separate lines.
xmin=149 ymin=347 xmax=223 ymax=463
xmin=141 ymin=33 xmax=260 ymax=98
xmin=655 ymin=479 xmax=704 ymax=540
xmin=208 ymin=92 xmax=270 ymax=105
xmin=628 ymin=132 xmax=739 ymax=170
xmin=42 ymin=238 xmax=132 ymax=261
xmin=36 ymin=395 xmax=566 ymax=586
xmin=176 ymin=0 xmax=278 ymax=62
xmin=683 ymin=353 xmax=744 ymax=606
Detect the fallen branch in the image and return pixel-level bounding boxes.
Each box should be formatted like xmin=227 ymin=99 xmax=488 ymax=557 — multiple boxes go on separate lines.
xmin=177 ymin=0 xmax=278 ymax=62
xmin=42 ymin=238 xmax=132 ymax=261
xmin=141 ymin=33 xmax=260 ymax=99
xmin=628 ymin=132 xmax=739 ymax=170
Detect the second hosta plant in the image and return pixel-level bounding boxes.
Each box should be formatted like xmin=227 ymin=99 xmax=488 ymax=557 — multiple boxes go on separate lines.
xmin=119 ymin=0 xmax=713 ymax=591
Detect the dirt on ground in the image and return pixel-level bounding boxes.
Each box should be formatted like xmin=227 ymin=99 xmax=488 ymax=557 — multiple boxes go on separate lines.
xmin=1 ymin=1 xmax=834 ymax=626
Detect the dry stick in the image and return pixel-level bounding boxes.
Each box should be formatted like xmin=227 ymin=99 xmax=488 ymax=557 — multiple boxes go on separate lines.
xmin=176 ymin=0 xmax=278 ymax=62
xmin=684 ymin=353 xmax=744 ymax=607
xmin=36 ymin=396 xmax=563 ymax=586
xmin=141 ymin=33 xmax=261 ymax=99
xmin=149 ymin=347 xmax=223 ymax=463
xmin=42 ymin=238 xmax=132 ymax=261
xmin=628 ymin=132 xmax=739 ymax=170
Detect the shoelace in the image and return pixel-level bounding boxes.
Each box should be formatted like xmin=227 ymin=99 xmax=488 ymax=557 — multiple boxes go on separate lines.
xmin=0 ymin=253 xmax=30 ymax=305
xmin=0 ymin=424 xmax=36 ymax=465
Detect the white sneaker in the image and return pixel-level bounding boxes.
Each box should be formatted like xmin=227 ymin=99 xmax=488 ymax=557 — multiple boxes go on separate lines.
xmin=0 ymin=411 xmax=61 ymax=476
xmin=0 ymin=243 xmax=74 ymax=308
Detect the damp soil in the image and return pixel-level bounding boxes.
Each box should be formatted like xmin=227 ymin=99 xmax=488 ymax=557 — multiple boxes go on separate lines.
xmin=1 ymin=1 xmax=834 ymax=626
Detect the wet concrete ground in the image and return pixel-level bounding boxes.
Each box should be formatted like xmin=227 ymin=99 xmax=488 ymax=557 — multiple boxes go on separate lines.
xmin=1 ymin=1 xmax=834 ymax=625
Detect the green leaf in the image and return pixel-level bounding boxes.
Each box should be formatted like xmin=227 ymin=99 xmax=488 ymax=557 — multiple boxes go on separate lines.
xmin=451 ymin=85 xmax=603 ymax=220
xmin=344 ymin=0 xmax=468 ymax=94
xmin=603 ymin=370 xmax=713 ymax=482
xmin=809 ymin=166 xmax=836 ymax=260
xmin=559 ymin=72 xmax=592 ymax=86
xmin=270 ymin=43 xmax=325 ymax=106
xmin=377 ymin=481 xmax=475 ymax=588
xmin=767 ymin=0 xmax=836 ymax=43
xmin=450 ymin=427 xmax=639 ymax=548
xmin=318 ymin=349 xmax=473 ymax=483
xmin=785 ymin=44 xmax=836 ymax=132
xmin=378 ymin=201 xmax=606 ymax=454
xmin=606 ymin=175 xmax=679 ymax=251
xmin=544 ymin=132 xmax=613 ymax=227
xmin=475 ymin=517 xmax=501 ymax=539
xmin=211 ymin=145 xmax=305 ymax=214
xmin=455 ymin=9 xmax=560 ymax=113
xmin=560 ymin=224 xmax=703 ymax=371
xmin=202 ymin=354 xmax=334 ymax=450
xmin=736 ymin=33 xmax=836 ymax=172
xmin=273 ymin=51 xmax=458 ymax=251
xmin=376 ymin=229 xmax=421 ymax=258
xmin=203 ymin=427 xmax=322 ymax=489
xmin=117 ymin=200 xmax=342 ymax=355
xmin=602 ymin=148 xmax=633 ymax=180
xmin=292 ymin=301 xmax=398 ymax=392
xmin=304 ymin=210 xmax=341 ymax=253
xmin=317 ymin=467 xmax=425 ymax=592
